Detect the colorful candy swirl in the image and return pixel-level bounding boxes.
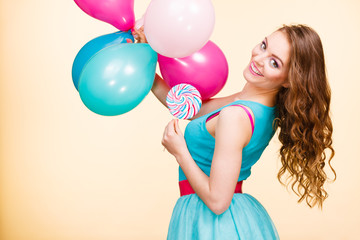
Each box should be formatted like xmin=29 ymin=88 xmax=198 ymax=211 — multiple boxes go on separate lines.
xmin=166 ymin=84 xmax=202 ymax=120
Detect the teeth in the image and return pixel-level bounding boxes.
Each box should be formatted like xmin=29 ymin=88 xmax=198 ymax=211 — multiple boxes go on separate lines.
xmin=251 ymin=62 xmax=262 ymax=76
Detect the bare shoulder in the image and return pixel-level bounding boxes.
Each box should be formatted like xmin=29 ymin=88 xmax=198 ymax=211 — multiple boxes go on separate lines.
xmin=219 ymin=105 xmax=254 ymax=119
xmin=215 ymin=105 xmax=253 ymax=147
xmin=218 ymin=105 xmax=253 ymax=123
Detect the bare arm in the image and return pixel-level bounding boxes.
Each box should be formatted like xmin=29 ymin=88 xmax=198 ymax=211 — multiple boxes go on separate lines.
xmin=151 ymin=73 xmax=170 ymax=107
xmin=162 ymin=106 xmax=252 ymax=215
xmin=131 ymin=27 xmax=239 ymax=117
xmin=151 ymin=73 xmax=238 ymax=116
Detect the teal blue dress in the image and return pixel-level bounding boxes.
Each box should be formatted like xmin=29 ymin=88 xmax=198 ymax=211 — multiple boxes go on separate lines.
xmin=167 ymin=100 xmax=280 ymax=240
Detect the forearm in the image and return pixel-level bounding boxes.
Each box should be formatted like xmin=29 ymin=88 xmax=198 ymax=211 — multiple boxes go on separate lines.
xmin=176 ymin=151 xmax=221 ymax=212
xmin=151 ymin=73 xmax=169 ymax=107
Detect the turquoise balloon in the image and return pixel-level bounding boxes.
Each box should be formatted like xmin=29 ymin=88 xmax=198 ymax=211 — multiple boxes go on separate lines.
xmin=78 ymin=43 xmax=157 ymax=116
xmin=72 ymin=30 xmax=134 ymax=90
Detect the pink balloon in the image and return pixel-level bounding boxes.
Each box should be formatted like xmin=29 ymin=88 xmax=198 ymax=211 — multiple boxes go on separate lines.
xmin=135 ymin=15 xmax=145 ymax=30
xmin=158 ymin=41 xmax=228 ymax=100
xmin=74 ymin=0 xmax=135 ymax=31
xmin=144 ymin=0 xmax=215 ymax=58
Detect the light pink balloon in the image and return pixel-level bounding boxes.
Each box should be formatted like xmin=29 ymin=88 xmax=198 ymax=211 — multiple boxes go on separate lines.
xmin=74 ymin=0 xmax=135 ymax=31
xmin=158 ymin=41 xmax=228 ymax=100
xmin=135 ymin=15 xmax=145 ymax=30
xmin=144 ymin=0 xmax=215 ymax=58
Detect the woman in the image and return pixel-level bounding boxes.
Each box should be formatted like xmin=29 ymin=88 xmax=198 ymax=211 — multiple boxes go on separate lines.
xmin=132 ymin=24 xmax=335 ymax=239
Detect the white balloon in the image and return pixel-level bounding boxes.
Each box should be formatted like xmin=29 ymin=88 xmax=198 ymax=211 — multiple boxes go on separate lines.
xmin=135 ymin=15 xmax=145 ymax=30
xmin=144 ymin=0 xmax=215 ymax=58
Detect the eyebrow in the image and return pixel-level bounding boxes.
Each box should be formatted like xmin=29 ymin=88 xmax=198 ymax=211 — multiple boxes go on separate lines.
xmin=265 ymin=37 xmax=284 ymax=66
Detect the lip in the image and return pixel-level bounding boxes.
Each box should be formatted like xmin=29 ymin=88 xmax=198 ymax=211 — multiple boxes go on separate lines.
xmin=249 ymin=61 xmax=263 ymax=77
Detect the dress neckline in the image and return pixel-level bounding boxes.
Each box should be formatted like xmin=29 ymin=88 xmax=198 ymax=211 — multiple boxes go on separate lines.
xmin=231 ymin=99 xmax=277 ymax=110
xmin=199 ymin=99 xmax=275 ymax=141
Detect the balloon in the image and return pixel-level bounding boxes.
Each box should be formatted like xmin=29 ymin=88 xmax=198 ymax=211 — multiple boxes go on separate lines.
xmin=158 ymin=41 xmax=228 ymax=100
xmin=72 ymin=31 xmax=134 ymax=90
xmin=74 ymin=0 xmax=135 ymax=31
xmin=78 ymin=43 xmax=157 ymax=116
xmin=132 ymin=15 xmax=145 ymax=40
xmin=144 ymin=0 xmax=215 ymax=58
xmin=134 ymin=15 xmax=145 ymax=30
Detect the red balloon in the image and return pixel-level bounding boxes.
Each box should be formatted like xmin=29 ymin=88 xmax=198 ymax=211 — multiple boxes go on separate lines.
xmin=158 ymin=41 xmax=228 ymax=100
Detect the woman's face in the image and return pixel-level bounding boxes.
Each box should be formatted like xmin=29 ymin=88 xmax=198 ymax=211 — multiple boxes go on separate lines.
xmin=243 ymin=30 xmax=291 ymax=90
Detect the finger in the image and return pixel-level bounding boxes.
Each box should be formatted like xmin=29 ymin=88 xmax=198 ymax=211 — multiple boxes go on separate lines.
xmin=173 ymin=119 xmax=178 ymax=134
xmin=166 ymin=120 xmax=176 ymax=136
xmin=139 ymin=34 xmax=146 ymax=43
xmin=167 ymin=119 xmax=175 ymax=133
xmin=131 ymin=29 xmax=140 ymax=36
xmin=161 ymin=128 xmax=167 ymax=146
xmin=126 ymin=38 xmax=133 ymax=43
xmin=163 ymin=120 xmax=172 ymax=137
xmin=134 ymin=28 xmax=142 ymax=36
xmin=162 ymin=120 xmax=173 ymax=146
xmin=163 ymin=123 xmax=169 ymax=138
xmin=174 ymin=119 xmax=182 ymax=135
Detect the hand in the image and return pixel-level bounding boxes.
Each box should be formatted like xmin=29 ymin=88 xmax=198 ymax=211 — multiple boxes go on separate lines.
xmin=162 ymin=119 xmax=188 ymax=159
xmin=126 ymin=26 xmax=148 ymax=44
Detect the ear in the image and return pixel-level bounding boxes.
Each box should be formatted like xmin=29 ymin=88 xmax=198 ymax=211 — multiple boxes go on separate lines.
xmin=282 ymin=81 xmax=290 ymax=88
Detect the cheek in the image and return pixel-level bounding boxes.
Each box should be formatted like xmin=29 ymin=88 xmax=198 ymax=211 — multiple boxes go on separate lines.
xmin=273 ymin=73 xmax=288 ymax=84
xmin=252 ymin=47 xmax=260 ymax=56
xmin=264 ymin=68 xmax=287 ymax=82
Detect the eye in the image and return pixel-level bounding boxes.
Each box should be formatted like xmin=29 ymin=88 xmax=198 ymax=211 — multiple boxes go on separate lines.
xmin=270 ymin=59 xmax=279 ymax=68
xmin=260 ymin=41 xmax=266 ymax=50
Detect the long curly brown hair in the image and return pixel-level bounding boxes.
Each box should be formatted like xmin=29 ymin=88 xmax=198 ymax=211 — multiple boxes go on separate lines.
xmin=275 ymin=24 xmax=335 ymax=208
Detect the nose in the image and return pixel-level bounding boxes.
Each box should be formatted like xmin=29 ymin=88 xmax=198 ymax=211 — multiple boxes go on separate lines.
xmin=252 ymin=51 xmax=267 ymax=67
xmin=253 ymin=54 xmax=264 ymax=67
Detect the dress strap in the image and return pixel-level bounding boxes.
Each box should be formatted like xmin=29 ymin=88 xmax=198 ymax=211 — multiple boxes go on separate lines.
xmin=232 ymin=105 xmax=255 ymax=134
xmin=206 ymin=104 xmax=255 ymax=134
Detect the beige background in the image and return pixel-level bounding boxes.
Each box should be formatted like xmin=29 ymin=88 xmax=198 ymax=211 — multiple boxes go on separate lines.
xmin=1 ymin=0 xmax=359 ymax=239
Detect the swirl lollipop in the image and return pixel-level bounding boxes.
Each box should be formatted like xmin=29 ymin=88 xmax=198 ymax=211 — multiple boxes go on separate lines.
xmin=166 ymin=84 xmax=202 ymax=120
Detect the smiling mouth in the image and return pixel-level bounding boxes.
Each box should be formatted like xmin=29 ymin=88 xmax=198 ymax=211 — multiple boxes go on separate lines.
xmin=249 ymin=62 xmax=263 ymax=77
